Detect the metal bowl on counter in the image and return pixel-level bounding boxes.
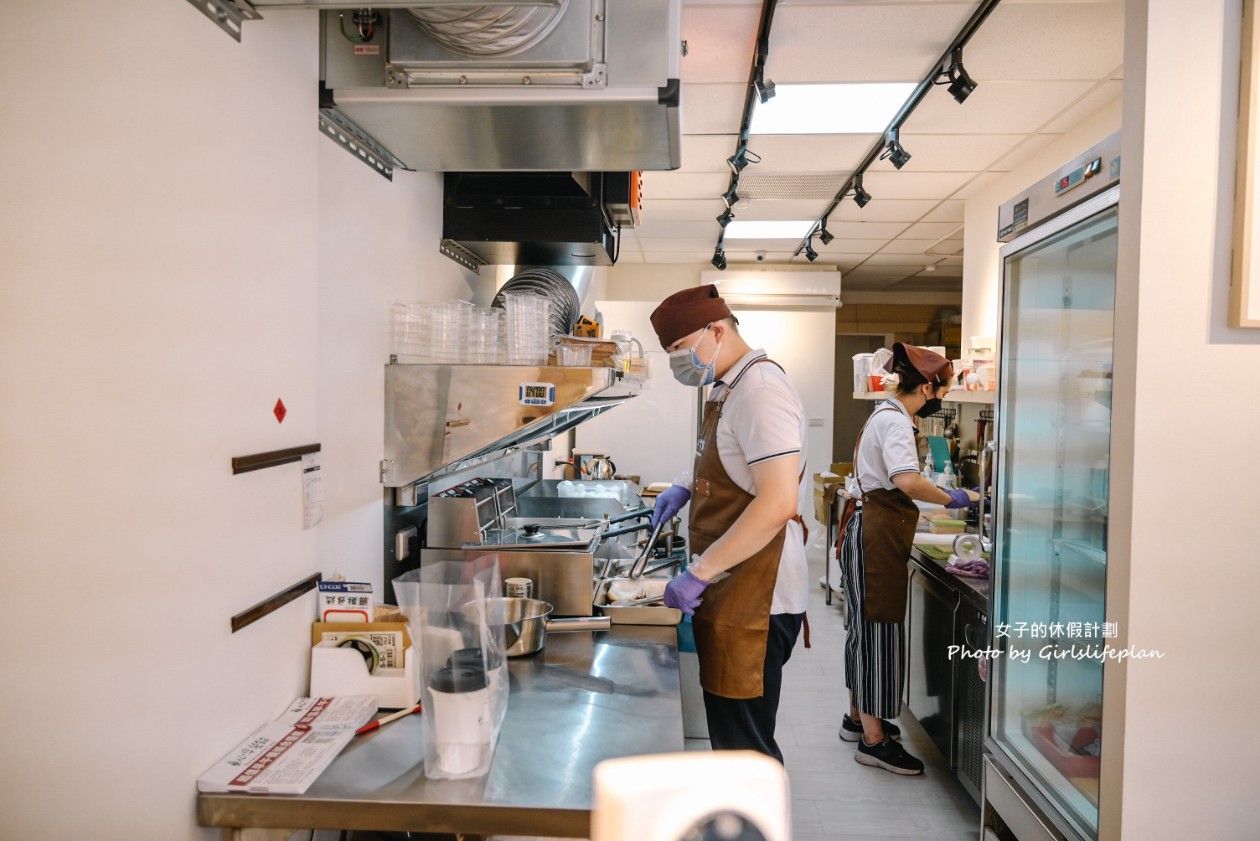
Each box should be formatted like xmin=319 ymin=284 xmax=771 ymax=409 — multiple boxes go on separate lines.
xmin=481 ymin=597 xmax=611 ymax=657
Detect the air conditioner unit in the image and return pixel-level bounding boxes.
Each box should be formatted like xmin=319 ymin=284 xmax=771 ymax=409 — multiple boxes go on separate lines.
xmin=701 ymin=271 xmax=842 ymax=309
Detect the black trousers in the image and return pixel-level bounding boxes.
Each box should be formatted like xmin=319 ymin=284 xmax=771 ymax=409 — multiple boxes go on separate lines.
xmin=702 ymin=611 xmax=805 ymax=763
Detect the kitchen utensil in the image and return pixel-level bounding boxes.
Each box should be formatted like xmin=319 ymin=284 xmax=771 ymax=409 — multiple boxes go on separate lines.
xmin=585 ymin=456 xmax=617 ymax=480
xmin=485 ymin=597 xmax=610 ymax=657
xmin=609 ymin=594 xmax=665 ymax=607
xmin=627 ymin=517 xmax=668 ymax=579
xmin=605 ymin=507 xmax=652 ymax=525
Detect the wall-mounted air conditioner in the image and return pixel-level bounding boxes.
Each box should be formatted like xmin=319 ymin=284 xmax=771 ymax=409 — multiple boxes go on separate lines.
xmin=701 ymin=271 xmax=842 ymax=309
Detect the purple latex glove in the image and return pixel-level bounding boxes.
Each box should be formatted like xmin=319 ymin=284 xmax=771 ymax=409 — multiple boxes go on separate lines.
xmin=651 ymin=484 xmax=692 ymax=527
xmin=945 ymin=488 xmax=979 ymax=508
xmin=663 ymin=570 xmax=709 ymax=616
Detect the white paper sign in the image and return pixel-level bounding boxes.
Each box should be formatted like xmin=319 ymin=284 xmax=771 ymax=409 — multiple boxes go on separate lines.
xmin=302 ymin=452 xmax=323 ymax=529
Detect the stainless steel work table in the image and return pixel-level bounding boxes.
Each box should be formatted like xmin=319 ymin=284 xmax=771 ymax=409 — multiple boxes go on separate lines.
xmin=197 ymin=625 xmax=683 ymax=840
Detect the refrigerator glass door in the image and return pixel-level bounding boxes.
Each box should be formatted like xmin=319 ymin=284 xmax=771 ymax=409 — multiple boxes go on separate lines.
xmin=990 ymin=191 xmax=1117 ymax=840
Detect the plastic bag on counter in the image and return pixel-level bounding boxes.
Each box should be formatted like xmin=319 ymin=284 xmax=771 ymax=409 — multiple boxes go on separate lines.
xmin=393 ymin=556 xmax=509 ymax=780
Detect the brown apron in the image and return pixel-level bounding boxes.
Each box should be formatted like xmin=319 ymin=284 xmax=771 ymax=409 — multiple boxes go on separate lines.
xmin=690 ymin=358 xmax=793 ymax=699
xmin=838 ymin=405 xmax=921 ymax=623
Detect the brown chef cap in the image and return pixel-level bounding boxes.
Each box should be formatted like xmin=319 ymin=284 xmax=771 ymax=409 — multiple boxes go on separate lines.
xmin=650 ymin=284 xmax=734 ymax=349
xmin=892 ymin=342 xmax=954 ymax=386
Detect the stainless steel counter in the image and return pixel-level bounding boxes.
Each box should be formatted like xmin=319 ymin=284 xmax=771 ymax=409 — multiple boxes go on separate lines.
xmin=197 ymin=625 xmax=682 ymax=840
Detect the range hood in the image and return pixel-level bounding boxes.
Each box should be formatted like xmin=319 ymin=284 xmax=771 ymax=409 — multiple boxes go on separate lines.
xmin=440 ymin=171 xmax=637 ymax=269
xmin=382 ymin=362 xmax=641 ymax=487
xmin=318 ymin=0 xmax=682 ymax=176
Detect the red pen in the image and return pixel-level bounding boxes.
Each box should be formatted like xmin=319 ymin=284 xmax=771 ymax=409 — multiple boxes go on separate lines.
xmin=355 ymin=703 xmax=422 ymax=736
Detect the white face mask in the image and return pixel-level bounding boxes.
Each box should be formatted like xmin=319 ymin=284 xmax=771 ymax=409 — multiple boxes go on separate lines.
xmin=669 ymin=325 xmax=721 ymax=387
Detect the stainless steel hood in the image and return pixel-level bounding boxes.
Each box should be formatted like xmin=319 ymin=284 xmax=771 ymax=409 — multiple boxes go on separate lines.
xmin=319 ymin=0 xmax=682 ymax=174
xmin=382 ymin=362 xmax=641 ymax=487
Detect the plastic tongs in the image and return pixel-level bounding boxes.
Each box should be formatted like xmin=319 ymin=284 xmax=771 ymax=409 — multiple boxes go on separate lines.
xmin=627 ymin=517 xmax=668 ymax=579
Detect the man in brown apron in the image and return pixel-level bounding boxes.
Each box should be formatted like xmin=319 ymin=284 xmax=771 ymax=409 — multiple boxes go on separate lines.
xmin=649 ymin=285 xmax=809 ymax=763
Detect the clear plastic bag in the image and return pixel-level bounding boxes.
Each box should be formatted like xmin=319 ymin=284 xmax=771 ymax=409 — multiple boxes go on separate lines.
xmin=393 ymin=556 xmax=509 ymax=779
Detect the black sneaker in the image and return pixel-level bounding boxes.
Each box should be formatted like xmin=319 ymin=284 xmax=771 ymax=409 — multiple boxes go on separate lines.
xmin=855 ymin=737 xmax=924 ymax=776
xmin=839 ymin=714 xmax=901 ymax=743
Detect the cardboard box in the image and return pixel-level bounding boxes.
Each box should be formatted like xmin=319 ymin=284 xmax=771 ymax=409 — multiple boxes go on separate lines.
xmin=812 ymin=472 xmax=849 ymax=523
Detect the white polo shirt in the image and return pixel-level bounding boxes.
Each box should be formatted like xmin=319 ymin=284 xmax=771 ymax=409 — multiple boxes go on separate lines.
xmin=707 ymin=349 xmax=809 ymax=615
xmin=854 ymin=398 xmax=920 ymax=493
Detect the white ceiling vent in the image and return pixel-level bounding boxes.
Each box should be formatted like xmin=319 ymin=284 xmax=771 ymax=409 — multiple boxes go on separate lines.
xmin=702 ymin=270 xmax=841 ymax=308
xmin=736 ymin=173 xmax=851 ymax=202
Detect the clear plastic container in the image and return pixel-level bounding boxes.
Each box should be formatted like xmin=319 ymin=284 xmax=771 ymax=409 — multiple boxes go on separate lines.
xmin=556 ymin=343 xmax=593 ymax=366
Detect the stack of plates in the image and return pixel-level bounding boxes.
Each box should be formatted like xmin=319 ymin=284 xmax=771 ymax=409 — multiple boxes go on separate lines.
xmin=491 ymin=269 xmax=581 ymax=337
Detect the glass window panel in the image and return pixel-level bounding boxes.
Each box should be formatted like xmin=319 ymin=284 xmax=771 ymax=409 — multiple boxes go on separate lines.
xmin=990 ymin=205 xmax=1117 ymax=840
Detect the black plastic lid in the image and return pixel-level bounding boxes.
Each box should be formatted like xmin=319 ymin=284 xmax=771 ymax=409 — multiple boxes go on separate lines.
xmin=429 ymin=663 xmax=487 ymax=693
xmin=449 ymin=645 xmax=502 ymax=671
xmin=447 ymin=648 xmax=484 ymax=669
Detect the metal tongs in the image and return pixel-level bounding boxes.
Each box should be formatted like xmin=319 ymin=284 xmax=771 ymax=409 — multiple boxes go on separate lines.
xmin=627 ymin=517 xmax=669 ymax=579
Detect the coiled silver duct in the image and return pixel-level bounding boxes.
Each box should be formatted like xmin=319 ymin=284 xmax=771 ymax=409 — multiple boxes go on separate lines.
xmin=406 ymin=2 xmax=571 ymax=58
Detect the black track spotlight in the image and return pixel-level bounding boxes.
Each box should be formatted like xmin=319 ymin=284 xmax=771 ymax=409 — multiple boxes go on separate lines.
xmin=880 ymin=127 xmax=911 ymax=170
xmin=754 ymin=77 xmax=776 ymax=104
xmin=716 ymin=208 xmax=735 ymax=228
xmin=852 ymin=173 xmax=872 ymax=208
xmin=942 ymin=48 xmax=977 ymax=104
xmin=804 ymin=235 xmax=819 ymax=263
xmin=711 ymin=247 xmax=728 ymax=271
xmin=818 ymin=220 xmax=835 ymax=246
xmin=721 ymin=184 xmax=740 ymax=208
xmin=726 ymin=146 xmax=761 ymax=175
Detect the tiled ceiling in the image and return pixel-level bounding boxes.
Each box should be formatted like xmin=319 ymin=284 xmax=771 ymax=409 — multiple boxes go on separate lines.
xmin=620 ymin=0 xmax=1125 ymax=292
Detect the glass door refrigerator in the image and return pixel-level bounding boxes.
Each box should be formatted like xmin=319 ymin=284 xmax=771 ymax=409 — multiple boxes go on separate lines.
xmin=982 ymin=131 xmax=1121 ymax=841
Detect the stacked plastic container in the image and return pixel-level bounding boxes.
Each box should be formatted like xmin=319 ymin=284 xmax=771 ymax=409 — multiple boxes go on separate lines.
xmin=501 ymin=292 xmax=551 ymax=365
xmin=391 ymin=296 xmax=551 ymax=365
xmin=391 ymin=301 xmax=507 ymax=364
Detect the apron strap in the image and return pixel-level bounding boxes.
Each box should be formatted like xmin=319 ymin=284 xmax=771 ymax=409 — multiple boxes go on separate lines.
xmin=851 ymin=404 xmax=902 ymax=501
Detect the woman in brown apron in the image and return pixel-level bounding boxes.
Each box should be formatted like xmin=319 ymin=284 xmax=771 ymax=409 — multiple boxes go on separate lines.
xmin=837 ymin=343 xmax=977 ymax=775
xmin=648 ymin=285 xmax=809 ymax=763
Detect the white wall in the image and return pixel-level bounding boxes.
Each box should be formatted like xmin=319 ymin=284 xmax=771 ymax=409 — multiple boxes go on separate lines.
xmin=0 ymin=2 xmax=471 ymax=838
xmin=960 ymin=2 xmax=1260 ymax=836
xmin=597 ymin=266 xmax=836 ymax=538
xmin=961 ymin=98 xmax=1124 ymax=357
xmin=1105 ymin=1 xmax=1260 ymax=837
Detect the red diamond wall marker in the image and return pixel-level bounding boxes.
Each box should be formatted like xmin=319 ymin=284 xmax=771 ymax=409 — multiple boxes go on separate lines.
xmin=274 ymin=399 xmax=287 ymax=423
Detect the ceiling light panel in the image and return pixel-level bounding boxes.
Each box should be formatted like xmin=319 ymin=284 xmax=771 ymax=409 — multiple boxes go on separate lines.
xmin=750 ymin=83 xmax=918 ymax=134
xmin=724 ymin=220 xmax=816 ymax=239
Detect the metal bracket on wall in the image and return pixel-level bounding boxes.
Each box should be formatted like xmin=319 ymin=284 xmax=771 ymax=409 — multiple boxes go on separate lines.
xmin=439 ymin=239 xmax=485 ymax=274
xmin=231 ymin=572 xmax=321 ymax=632
xmin=318 ymin=108 xmax=410 ymax=181
xmin=232 ymin=443 xmax=320 ymax=475
xmin=184 ymin=0 xmax=261 ymax=42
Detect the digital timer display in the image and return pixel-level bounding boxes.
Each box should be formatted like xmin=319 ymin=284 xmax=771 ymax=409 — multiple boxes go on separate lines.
xmin=518 ymin=382 xmax=556 ymax=407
